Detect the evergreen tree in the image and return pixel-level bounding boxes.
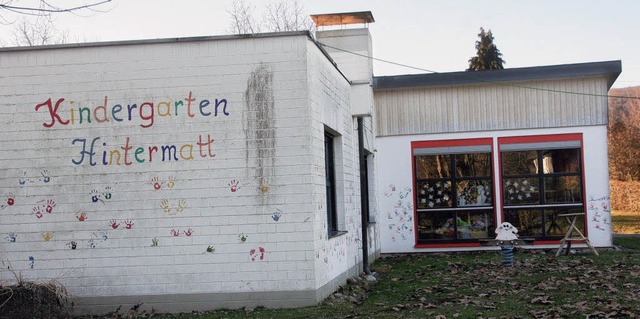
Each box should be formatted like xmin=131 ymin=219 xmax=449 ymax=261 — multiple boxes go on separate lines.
xmin=467 ymin=27 xmax=505 ymax=71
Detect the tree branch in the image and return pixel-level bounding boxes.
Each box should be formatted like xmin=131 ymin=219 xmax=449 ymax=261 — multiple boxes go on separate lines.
xmin=0 ymin=0 xmax=111 ymax=14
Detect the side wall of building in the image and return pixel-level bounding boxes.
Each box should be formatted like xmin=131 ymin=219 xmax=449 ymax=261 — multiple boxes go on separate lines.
xmin=0 ymin=35 xmax=334 ymax=314
xmin=306 ymin=41 xmax=373 ymax=299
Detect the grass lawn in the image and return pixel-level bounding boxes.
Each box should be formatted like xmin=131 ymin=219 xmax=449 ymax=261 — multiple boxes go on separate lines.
xmin=612 ymin=210 xmax=640 ymax=234
xmin=115 ymin=240 xmax=640 ymax=319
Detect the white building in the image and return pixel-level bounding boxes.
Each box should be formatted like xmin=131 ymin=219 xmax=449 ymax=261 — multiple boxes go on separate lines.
xmin=374 ymin=61 xmax=621 ymax=252
xmin=0 ymin=12 xmax=378 ymax=315
xmin=0 ymin=11 xmax=621 ymax=315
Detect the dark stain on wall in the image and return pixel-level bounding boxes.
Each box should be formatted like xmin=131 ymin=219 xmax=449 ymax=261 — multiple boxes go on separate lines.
xmin=244 ymin=63 xmax=276 ymax=194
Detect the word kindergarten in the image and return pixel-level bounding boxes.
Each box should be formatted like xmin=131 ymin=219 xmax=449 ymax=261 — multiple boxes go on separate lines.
xmin=34 ymin=92 xmax=228 ymax=167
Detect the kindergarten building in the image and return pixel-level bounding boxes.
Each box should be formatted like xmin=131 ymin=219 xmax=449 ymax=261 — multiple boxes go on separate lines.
xmin=374 ymin=61 xmax=620 ymax=252
xmin=0 ymin=11 xmax=620 ymax=315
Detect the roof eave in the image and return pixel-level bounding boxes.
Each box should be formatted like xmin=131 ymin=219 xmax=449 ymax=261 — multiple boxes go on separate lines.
xmin=0 ymin=31 xmax=313 ymax=52
xmin=373 ymin=60 xmax=622 ymax=90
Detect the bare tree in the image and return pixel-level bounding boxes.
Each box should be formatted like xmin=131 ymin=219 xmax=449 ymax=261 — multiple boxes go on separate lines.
xmin=0 ymin=0 xmax=111 ymax=21
xmin=1 ymin=1 xmax=112 ymax=46
xmin=227 ymin=0 xmax=314 ymax=35
xmin=263 ymin=0 xmax=313 ymax=32
xmin=227 ymin=0 xmax=262 ymax=34
xmin=12 ymin=16 xmax=68 ymax=46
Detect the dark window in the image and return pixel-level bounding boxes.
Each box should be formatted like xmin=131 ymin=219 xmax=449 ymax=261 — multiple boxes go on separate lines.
xmin=325 ymin=132 xmax=338 ymax=235
xmin=415 ymin=150 xmax=494 ymax=243
xmin=501 ymin=148 xmax=584 ymax=239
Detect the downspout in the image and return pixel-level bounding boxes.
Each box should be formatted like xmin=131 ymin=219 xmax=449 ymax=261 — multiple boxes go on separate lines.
xmin=357 ymin=117 xmax=372 ymax=275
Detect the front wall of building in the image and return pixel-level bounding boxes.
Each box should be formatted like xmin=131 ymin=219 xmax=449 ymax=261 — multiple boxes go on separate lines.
xmin=0 ymin=35 xmax=339 ymax=313
xmin=376 ymin=126 xmax=612 ymax=253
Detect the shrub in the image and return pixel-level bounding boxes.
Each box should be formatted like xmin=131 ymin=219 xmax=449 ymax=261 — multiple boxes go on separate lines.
xmin=610 ymin=180 xmax=640 ymax=212
xmin=0 ymin=281 xmax=70 ymax=319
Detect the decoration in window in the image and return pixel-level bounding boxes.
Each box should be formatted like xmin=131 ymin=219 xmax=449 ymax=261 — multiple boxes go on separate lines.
xmin=457 ymin=180 xmax=491 ymax=206
xmin=417 ymin=181 xmax=451 ymax=208
xmin=504 ymin=178 xmax=536 ymax=202
xmin=418 ymin=211 xmax=491 ymax=240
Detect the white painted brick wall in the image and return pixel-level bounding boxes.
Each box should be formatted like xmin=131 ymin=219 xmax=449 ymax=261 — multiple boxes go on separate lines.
xmin=305 ymin=41 xmax=369 ymax=291
xmin=0 ymin=33 xmax=363 ymax=311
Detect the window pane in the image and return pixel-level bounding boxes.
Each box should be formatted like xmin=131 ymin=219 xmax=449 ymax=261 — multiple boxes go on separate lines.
xmin=416 ymin=180 xmax=452 ymax=208
xmin=417 ymin=211 xmax=455 ymax=240
xmin=455 ymin=153 xmax=491 ymax=177
xmin=504 ymin=209 xmax=543 ymax=237
xmin=503 ymin=178 xmax=539 ymax=205
xmin=415 ymin=155 xmax=450 ymax=179
xmin=545 ymin=208 xmax=584 ymax=237
xmin=502 ymin=151 xmax=538 ymax=175
xmin=542 ymin=149 xmax=580 ymax=174
xmin=544 ymin=176 xmax=582 ymax=203
xmin=457 ymin=179 xmax=492 ymax=206
xmin=458 ymin=211 xmax=493 ymax=239
xmin=324 ymin=133 xmax=337 ymax=233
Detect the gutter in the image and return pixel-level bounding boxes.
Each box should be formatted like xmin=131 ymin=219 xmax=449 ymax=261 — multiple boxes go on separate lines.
xmin=357 ymin=117 xmax=372 ymax=275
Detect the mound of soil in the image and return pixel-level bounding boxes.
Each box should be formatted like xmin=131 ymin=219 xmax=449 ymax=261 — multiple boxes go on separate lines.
xmin=1 ymin=282 xmax=70 ymax=319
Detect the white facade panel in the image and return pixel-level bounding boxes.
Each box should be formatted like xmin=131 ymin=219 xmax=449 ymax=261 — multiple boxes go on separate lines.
xmin=375 ymin=77 xmax=609 ymax=136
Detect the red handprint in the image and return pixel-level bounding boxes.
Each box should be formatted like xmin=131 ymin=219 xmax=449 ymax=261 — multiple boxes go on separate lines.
xmin=76 ymin=212 xmax=88 ymax=221
xmin=110 ymin=219 xmax=120 ymax=229
xmin=45 ymin=199 xmax=56 ymax=213
xmin=229 ymin=180 xmax=239 ymax=192
xmin=150 ymin=177 xmax=162 ymax=190
xmin=171 ymin=229 xmax=180 ymax=236
xmin=183 ymin=228 xmax=194 ymax=236
xmin=250 ymin=247 xmax=266 ymax=261
xmin=32 ymin=206 xmax=43 ymax=219
xmin=124 ymin=219 xmax=134 ymax=229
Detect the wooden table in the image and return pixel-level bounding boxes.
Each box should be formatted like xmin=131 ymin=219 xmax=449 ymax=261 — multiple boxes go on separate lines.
xmin=555 ymin=212 xmax=599 ymax=256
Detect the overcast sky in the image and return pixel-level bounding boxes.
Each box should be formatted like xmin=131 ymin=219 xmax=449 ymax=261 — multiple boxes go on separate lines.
xmin=1 ymin=0 xmax=637 ymax=88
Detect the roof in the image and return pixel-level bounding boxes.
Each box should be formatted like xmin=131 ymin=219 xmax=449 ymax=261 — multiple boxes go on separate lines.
xmin=373 ymin=60 xmax=622 ymax=90
xmin=310 ymin=11 xmax=374 ymax=26
xmin=0 ymin=30 xmax=349 ymax=82
xmin=0 ymin=31 xmax=312 ymax=52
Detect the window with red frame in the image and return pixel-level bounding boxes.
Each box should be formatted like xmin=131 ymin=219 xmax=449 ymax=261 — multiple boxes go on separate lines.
xmin=499 ymin=136 xmax=585 ymax=240
xmin=413 ymin=140 xmax=495 ymax=244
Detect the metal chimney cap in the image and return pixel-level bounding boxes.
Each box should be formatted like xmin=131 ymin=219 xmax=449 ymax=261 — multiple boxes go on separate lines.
xmin=310 ymin=11 xmax=375 ymax=27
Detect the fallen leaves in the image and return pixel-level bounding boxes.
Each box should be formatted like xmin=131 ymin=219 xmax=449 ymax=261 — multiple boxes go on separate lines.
xmin=530 ymin=295 xmax=553 ymax=305
xmin=365 ymin=250 xmax=640 ymax=318
xmin=314 ymin=249 xmax=640 ymax=319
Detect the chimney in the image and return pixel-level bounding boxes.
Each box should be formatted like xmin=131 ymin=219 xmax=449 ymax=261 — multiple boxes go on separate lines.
xmin=311 ymin=11 xmax=375 ymax=83
xmin=311 ymin=11 xmax=375 ymax=116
